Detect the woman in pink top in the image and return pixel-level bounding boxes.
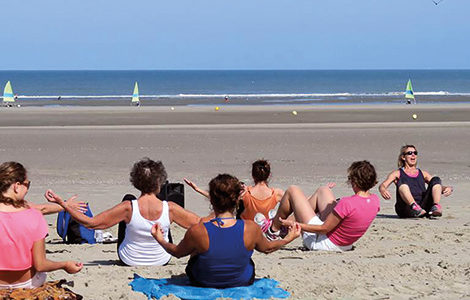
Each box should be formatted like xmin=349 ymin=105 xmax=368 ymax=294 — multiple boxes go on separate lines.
xmin=0 ymin=162 xmax=82 ymax=289
xmin=267 ymin=161 xmax=380 ymax=251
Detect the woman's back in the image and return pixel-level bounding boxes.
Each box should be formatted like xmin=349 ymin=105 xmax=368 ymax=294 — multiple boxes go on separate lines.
xmin=0 ymin=208 xmax=48 ymax=281
xmin=241 ymin=185 xmax=278 ymax=220
xmin=187 ymin=220 xmax=254 ymax=288
xmin=0 ymin=208 xmax=47 ymax=270
xmin=119 ymin=199 xmax=171 ymax=266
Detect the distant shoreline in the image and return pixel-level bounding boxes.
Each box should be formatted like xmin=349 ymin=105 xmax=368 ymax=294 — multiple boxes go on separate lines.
xmin=4 ymin=94 xmax=470 ymax=107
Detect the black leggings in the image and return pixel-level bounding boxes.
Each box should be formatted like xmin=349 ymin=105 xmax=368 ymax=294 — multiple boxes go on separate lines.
xmin=395 ymin=176 xmax=441 ymax=218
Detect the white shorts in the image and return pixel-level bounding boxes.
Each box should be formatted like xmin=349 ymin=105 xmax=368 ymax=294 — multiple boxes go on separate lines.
xmin=0 ymin=272 xmax=46 ymax=289
xmin=302 ymin=216 xmax=352 ymax=252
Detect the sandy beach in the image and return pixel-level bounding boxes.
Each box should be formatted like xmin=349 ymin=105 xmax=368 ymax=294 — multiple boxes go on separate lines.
xmin=1 ymin=105 xmax=469 ymax=299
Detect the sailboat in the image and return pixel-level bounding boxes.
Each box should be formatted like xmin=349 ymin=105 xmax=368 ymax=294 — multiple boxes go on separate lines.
xmin=131 ymin=82 xmax=140 ymax=106
xmin=405 ymin=79 xmax=416 ymax=104
xmin=3 ymin=81 xmax=15 ymax=107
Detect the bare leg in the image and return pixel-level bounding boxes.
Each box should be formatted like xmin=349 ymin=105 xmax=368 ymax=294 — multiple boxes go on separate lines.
xmin=306 ymin=186 xmax=337 ymax=221
xmin=271 ymin=185 xmax=316 ymax=232
xmin=432 ymin=184 xmax=442 ymax=204
xmin=398 ymin=184 xmax=416 ymax=206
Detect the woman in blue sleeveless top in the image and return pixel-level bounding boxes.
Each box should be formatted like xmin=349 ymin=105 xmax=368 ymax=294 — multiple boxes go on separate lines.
xmin=379 ymin=145 xmax=453 ymax=218
xmin=151 ymin=173 xmax=300 ymax=288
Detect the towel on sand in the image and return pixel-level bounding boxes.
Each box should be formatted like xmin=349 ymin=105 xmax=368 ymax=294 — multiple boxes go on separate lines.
xmin=130 ymin=273 xmax=290 ymax=300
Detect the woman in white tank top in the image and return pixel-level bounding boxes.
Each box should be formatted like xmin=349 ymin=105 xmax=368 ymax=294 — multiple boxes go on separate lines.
xmin=45 ymin=158 xmax=201 ymax=266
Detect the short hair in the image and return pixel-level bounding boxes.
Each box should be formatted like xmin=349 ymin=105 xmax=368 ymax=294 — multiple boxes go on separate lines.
xmin=347 ymin=160 xmax=377 ymax=192
xmin=0 ymin=161 xmax=28 ymax=208
xmin=130 ymin=158 xmax=167 ymax=194
xmin=251 ymin=159 xmax=271 ymax=184
xmin=209 ymin=174 xmax=242 ymax=214
xmin=397 ymin=144 xmax=417 ymax=168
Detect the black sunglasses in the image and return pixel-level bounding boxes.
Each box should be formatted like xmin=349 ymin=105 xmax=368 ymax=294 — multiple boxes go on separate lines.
xmin=21 ymin=180 xmax=31 ymax=189
xmin=403 ymin=151 xmax=418 ymax=156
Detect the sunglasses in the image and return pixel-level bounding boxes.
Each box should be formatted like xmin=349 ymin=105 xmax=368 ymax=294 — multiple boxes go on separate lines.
xmin=403 ymin=151 xmax=418 ymax=156
xmin=21 ymin=180 xmax=31 ymax=189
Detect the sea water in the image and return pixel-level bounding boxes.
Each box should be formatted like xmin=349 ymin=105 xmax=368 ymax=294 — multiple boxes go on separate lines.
xmin=1 ymin=70 xmax=469 ymax=106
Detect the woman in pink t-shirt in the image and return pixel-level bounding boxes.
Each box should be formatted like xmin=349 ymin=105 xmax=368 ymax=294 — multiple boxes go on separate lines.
xmin=267 ymin=160 xmax=380 ymax=251
xmin=0 ymin=162 xmax=82 ymax=289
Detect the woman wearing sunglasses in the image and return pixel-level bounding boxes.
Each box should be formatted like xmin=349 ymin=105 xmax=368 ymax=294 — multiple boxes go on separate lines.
xmin=0 ymin=162 xmax=82 ymax=290
xmin=379 ymin=145 xmax=453 ymax=218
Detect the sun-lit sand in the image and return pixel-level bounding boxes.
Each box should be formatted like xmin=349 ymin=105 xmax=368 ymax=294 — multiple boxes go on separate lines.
xmin=1 ymin=105 xmax=469 ymax=299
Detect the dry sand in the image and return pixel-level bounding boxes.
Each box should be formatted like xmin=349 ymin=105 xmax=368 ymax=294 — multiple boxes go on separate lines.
xmin=0 ymin=105 xmax=469 ymax=299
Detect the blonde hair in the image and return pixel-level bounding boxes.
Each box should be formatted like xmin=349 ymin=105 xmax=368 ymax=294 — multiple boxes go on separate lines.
xmin=397 ymin=145 xmax=416 ymax=168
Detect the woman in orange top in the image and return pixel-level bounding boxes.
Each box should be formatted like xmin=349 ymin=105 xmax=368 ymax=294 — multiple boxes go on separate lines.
xmin=184 ymin=160 xmax=284 ymax=224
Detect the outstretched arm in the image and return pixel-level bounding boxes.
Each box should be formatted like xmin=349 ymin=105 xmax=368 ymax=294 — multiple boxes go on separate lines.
xmin=32 ymin=239 xmax=83 ymax=274
xmin=254 ymin=221 xmax=300 ymax=254
xmin=281 ymin=211 xmax=341 ymax=235
xmin=28 ymin=197 xmax=88 ymax=215
xmin=151 ymin=223 xmax=200 ymax=258
xmin=184 ymin=178 xmax=209 ymax=198
xmin=422 ymin=170 xmax=453 ymax=196
xmin=169 ymin=202 xmax=201 ymax=229
xmin=379 ymin=170 xmax=399 ymax=200
xmin=45 ymin=189 xmax=129 ymax=230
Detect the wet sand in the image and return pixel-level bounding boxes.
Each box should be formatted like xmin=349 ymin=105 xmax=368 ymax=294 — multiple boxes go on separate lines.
xmin=1 ymin=105 xmax=469 ymax=299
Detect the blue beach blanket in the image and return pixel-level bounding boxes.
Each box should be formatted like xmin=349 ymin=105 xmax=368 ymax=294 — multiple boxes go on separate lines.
xmin=130 ymin=274 xmax=290 ymax=300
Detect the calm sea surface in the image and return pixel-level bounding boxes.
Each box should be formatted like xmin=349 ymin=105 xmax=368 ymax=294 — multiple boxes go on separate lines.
xmin=1 ymin=70 xmax=469 ymax=105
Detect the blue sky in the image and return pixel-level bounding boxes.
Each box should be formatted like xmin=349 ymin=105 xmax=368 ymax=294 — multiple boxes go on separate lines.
xmin=1 ymin=0 xmax=469 ymax=70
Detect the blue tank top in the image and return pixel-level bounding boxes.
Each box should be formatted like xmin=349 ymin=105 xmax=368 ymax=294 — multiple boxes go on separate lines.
xmin=187 ymin=219 xmax=254 ymax=288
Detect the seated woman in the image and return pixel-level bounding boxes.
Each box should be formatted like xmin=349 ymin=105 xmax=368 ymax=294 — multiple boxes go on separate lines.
xmin=267 ymin=160 xmax=380 ymax=252
xmin=379 ymin=144 xmax=453 ymax=218
xmin=0 ymin=162 xmax=82 ymax=290
xmin=184 ymin=159 xmax=284 ymax=223
xmin=45 ymin=158 xmax=201 ymax=266
xmin=151 ymin=173 xmax=300 ymax=288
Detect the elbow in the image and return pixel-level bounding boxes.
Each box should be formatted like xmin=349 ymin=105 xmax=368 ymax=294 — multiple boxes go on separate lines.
xmin=172 ymin=252 xmax=184 ymax=259
xmin=33 ymin=261 xmax=47 ymax=272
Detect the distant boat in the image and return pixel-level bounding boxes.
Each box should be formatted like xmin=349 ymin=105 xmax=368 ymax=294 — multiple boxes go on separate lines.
xmin=3 ymin=81 xmax=15 ymax=106
xmin=405 ymin=79 xmax=416 ymax=104
xmin=131 ymin=82 xmax=140 ymax=106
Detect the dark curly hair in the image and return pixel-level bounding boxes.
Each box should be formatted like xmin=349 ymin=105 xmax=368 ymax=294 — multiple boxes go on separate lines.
xmin=130 ymin=158 xmax=167 ymax=194
xmin=209 ymin=174 xmax=243 ymax=214
xmin=0 ymin=161 xmax=28 ymax=208
xmin=252 ymin=159 xmax=271 ymax=184
xmin=347 ymin=160 xmax=377 ymax=192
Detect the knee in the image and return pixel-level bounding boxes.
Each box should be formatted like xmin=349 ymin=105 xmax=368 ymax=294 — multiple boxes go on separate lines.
xmin=398 ymin=183 xmax=410 ymax=192
xmin=316 ymin=186 xmax=332 ymax=196
xmin=287 ymin=185 xmax=301 ymax=194
xmin=429 ymin=176 xmax=442 ymax=187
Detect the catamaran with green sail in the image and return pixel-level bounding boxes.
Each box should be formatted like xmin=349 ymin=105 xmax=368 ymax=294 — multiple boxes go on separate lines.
xmin=405 ymin=79 xmax=416 ymax=104
xmin=3 ymin=81 xmax=16 ymax=107
xmin=131 ymin=82 xmax=140 ymax=106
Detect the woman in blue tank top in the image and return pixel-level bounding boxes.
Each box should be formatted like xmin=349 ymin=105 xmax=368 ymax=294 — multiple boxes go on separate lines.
xmin=379 ymin=145 xmax=453 ymax=218
xmin=151 ymin=173 xmax=300 ymax=288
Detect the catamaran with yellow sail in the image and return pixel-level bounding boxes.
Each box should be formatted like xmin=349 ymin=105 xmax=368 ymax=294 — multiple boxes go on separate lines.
xmin=2 ymin=81 xmax=16 ymax=107
xmin=405 ymin=79 xmax=416 ymax=105
xmin=131 ymin=82 xmax=140 ymax=106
